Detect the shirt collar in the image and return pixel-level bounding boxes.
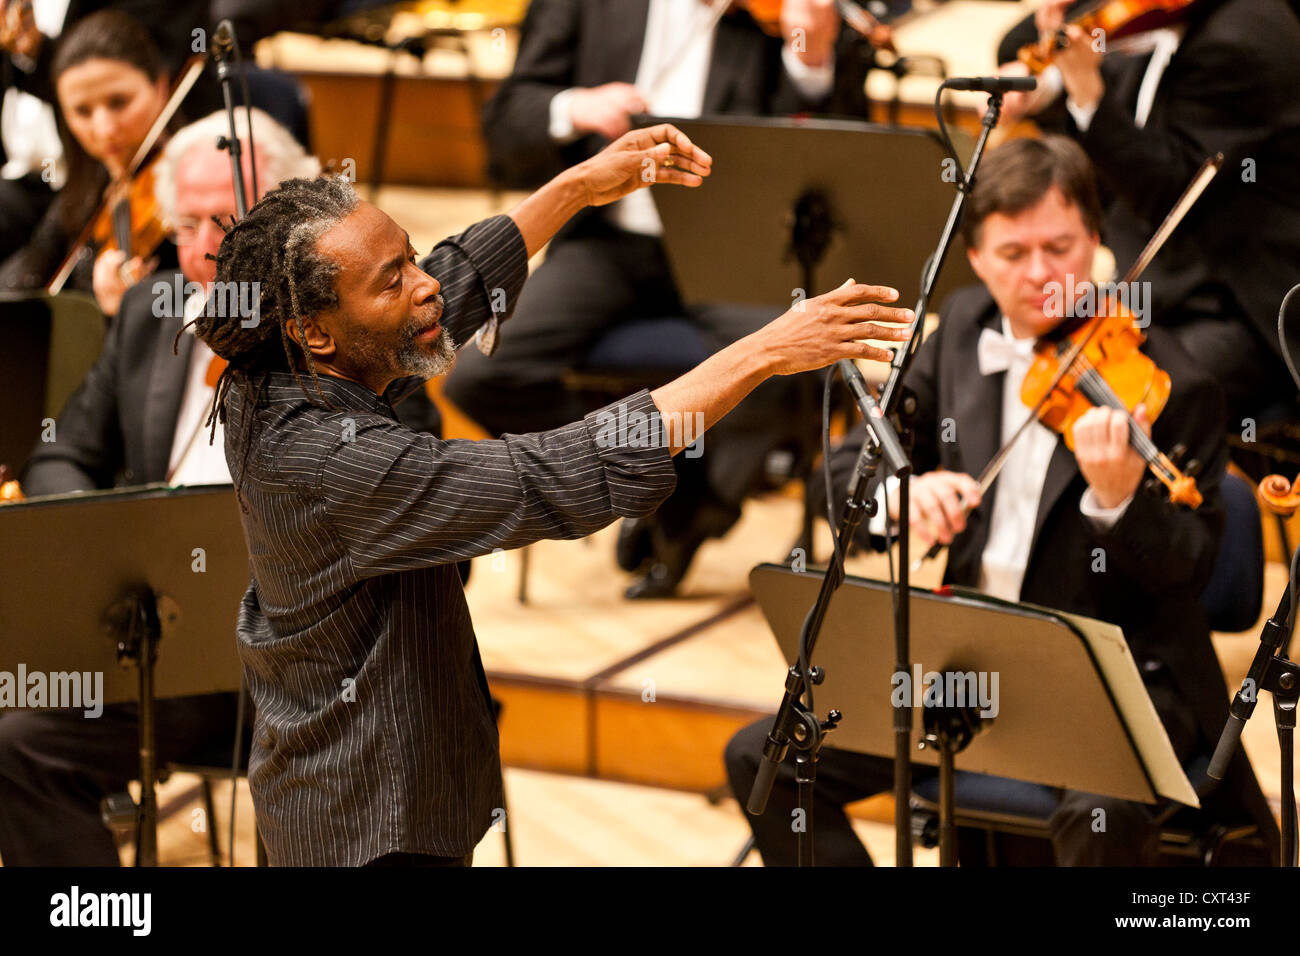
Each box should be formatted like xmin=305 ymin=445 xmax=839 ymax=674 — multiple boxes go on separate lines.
xmin=1000 ymin=316 xmax=1038 ymax=357
xmin=259 ymin=369 xmax=396 ymax=417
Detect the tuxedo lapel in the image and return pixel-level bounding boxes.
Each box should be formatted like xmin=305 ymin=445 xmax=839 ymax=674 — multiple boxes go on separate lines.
xmin=603 ymin=0 xmax=650 ymax=85
xmin=702 ymin=12 xmax=753 ymax=113
xmin=1029 ymin=436 xmax=1080 ymax=558
xmin=944 ymin=301 xmax=1004 ymax=566
xmin=142 ymin=311 xmax=193 ymax=482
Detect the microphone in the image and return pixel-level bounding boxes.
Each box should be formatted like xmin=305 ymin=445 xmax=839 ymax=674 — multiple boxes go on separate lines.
xmin=837 ymin=359 xmax=910 ymax=480
xmin=211 ymin=19 xmax=236 ymax=62
xmin=942 ymin=76 xmax=1038 ymax=94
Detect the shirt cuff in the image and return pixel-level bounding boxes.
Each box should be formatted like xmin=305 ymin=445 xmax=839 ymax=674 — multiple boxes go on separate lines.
xmin=782 ymin=44 xmax=835 ymax=101
xmin=443 ymin=213 xmax=529 ymax=312
xmin=1079 ymin=487 xmax=1133 ymax=529
xmin=1066 ymin=94 xmax=1098 ymax=133
xmin=548 ymin=88 xmax=582 ymax=143
xmin=582 ymin=390 xmax=679 ymax=516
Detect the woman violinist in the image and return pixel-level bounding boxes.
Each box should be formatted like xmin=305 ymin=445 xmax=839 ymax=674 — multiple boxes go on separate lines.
xmin=0 ymin=10 xmax=178 ymax=315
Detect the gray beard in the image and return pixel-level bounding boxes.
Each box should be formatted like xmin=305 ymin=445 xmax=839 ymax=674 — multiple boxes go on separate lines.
xmin=349 ymin=321 xmax=456 ymax=383
xmin=396 ymin=325 xmax=456 ymax=379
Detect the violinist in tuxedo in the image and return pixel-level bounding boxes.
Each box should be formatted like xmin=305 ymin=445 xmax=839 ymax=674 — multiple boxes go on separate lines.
xmin=0 ymin=108 xmax=437 ymax=865
xmin=994 ymin=0 xmax=1300 ymax=423
xmin=446 ymin=0 xmax=876 ymax=598
xmin=725 ymin=135 xmax=1279 ymax=866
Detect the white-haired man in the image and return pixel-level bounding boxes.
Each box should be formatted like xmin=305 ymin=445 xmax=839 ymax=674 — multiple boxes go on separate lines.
xmin=0 ymin=108 xmax=435 ymax=865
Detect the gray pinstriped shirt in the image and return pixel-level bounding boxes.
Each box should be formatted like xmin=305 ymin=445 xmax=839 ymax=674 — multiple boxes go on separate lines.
xmin=223 ymin=214 xmax=677 ymax=865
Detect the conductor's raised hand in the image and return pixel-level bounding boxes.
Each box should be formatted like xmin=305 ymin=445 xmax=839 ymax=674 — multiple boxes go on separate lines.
xmin=759 ymin=279 xmax=915 ymax=376
xmin=571 ymin=123 xmax=712 ymax=207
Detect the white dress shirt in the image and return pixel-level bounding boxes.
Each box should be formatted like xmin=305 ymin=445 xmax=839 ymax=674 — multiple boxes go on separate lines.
xmin=869 ymin=316 xmax=1132 ymax=602
xmin=166 ymin=292 xmax=231 ymax=486
xmin=547 ymin=0 xmax=834 ymax=236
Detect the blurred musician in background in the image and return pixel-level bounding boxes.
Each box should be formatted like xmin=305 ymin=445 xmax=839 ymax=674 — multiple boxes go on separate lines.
xmin=0 ymin=1 xmax=220 ymax=266
xmin=994 ymin=0 xmax=1300 ymax=424
xmin=446 ymin=0 xmax=875 ymax=599
xmin=0 ymin=10 xmax=178 ymax=309
xmin=0 ymin=107 xmax=438 ymax=866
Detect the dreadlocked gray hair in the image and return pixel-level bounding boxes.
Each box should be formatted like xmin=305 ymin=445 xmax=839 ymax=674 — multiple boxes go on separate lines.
xmin=191 ymin=176 xmax=359 ymax=508
xmin=195 ymin=176 xmax=358 ymax=419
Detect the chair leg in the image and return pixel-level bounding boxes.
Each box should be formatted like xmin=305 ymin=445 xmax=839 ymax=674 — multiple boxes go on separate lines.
xmin=500 ymin=773 xmax=515 ymax=868
xmin=517 ymin=546 xmax=529 ymax=605
xmin=731 ymin=835 xmax=756 ymax=867
xmin=201 ymin=778 xmax=221 ymax=866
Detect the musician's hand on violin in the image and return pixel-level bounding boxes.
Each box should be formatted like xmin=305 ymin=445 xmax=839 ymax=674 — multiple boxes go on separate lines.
xmin=93 ymin=250 xmax=131 ymax=317
xmin=780 ymin=0 xmax=839 ymax=67
xmin=1073 ymin=404 xmax=1148 ymax=510
xmin=1034 ymin=0 xmax=1072 ymax=53
xmin=891 ymin=471 xmax=981 ymax=546
xmin=991 ymin=61 xmax=1057 ymax=125
xmin=92 ymin=249 xmax=153 ymax=317
xmin=1054 ymin=24 xmax=1104 ymax=113
xmin=568 ymin=83 xmax=648 ymax=141
xmin=758 ymin=279 xmax=913 ymax=376
xmin=571 ymin=123 xmax=712 ymax=207
xmin=0 ymin=0 xmax=42 ymax=59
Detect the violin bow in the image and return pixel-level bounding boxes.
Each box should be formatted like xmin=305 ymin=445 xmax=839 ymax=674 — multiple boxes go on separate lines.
xmin=47 ymin=54 xmax=208 ymax=294
xmin=912 ymin=151 xmax=1224 ymax=568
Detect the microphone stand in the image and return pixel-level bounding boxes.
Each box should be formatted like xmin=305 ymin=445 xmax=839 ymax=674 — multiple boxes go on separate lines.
xmin=746 ymin=80 xmax=1019 ymax=867
xmin=212 ymin=22 xmax=249 ymax=220
xmin=873 ymin=82 xmax=1008 ymax=867
xmin=1208 ymin=539 xmax=1299 ymax=866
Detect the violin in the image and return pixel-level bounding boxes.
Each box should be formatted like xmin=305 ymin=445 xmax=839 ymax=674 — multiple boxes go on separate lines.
xmin=47 ymin=54 xmax=207 ymax=294
xmin=1021 ymin=302 xmax=1201 ymax=507
xmin=1018 ymin=0 xmax=1199 ymax=74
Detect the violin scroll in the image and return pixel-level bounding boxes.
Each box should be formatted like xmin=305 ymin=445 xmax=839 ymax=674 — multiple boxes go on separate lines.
xmin=1259 ymin=473 xmax=1300 ymax=517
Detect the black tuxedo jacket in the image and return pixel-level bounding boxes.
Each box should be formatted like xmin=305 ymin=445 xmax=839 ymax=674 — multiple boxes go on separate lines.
xmin=831 ymin=285 xmax=1278 ymax=854
xmin=21 ymin=272 xmax=440 ymax=495
xmin=481 ymin=0 xmax=871 ymax=191
xmin=1001 ymin=0 xmax=1300 ymax=362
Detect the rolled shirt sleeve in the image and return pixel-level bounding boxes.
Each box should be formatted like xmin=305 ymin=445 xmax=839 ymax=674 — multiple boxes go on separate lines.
xmin=418 ymin=213 xmax=529 ymax=350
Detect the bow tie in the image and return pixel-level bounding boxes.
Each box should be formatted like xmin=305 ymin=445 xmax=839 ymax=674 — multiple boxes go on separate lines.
xmin=977 ymin=326 xmax=1036 ymax=376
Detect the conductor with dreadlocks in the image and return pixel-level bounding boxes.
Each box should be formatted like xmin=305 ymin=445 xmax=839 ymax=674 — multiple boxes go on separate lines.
xmin=195 ymin=123 xmax=914 ymax=867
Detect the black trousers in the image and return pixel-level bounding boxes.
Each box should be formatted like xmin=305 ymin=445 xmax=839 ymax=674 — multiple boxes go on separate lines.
xmin=0 ymin=693 xmax=241 ymax=866
xmin=443 ymin=220 xmax=823 ymax=517
xmin=0 ymin=174 xmax=54 ymax=266
xmin=725 ymin=668 xmax=1201 ymax=866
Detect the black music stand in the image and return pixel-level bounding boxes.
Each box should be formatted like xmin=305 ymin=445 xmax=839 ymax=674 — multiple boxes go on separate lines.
xmin=0 ymin=291 xmax=104 ymax=474
xmin=645 ymin=114 xmax=976 ymax=316
xmin=748 ymin=563 xmax=1197 ymax=866
xmin=0 ymin=483 xmax=248 ymax=865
